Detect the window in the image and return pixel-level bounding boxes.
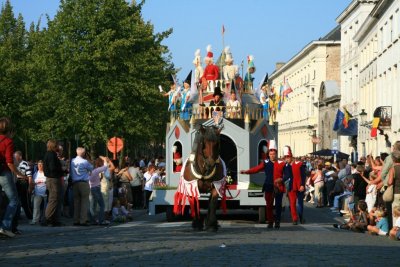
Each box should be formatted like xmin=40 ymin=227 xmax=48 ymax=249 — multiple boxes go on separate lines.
xmin=390 ymin=16 xmax=394 ymax=43
xmin=311 ymin=88 xmax=315 ymax=116
xmin=394 ymin=11 xmax=398 ymax=38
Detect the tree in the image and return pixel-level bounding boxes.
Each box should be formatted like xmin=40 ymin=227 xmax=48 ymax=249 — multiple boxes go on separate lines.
xmin=26 ymin=0 xmax=174 ymax=154
xmin=0 ymin=0 xmax=27 ymax=133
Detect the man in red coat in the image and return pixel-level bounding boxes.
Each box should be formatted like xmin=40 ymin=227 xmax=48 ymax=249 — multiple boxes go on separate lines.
xmin=172 ymin=146 xmax=182 ymax=173
xmin=201 ymin=45 xmax=219 ymax=92
xmin=282 ymin=145 xmax=306 ymax=225
xmin=240 ymin=140 xmax=285 ymax=229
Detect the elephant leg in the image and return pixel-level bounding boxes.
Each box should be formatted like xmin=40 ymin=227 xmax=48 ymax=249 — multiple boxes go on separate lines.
xmin=191 ymin=199 xmax=203 ymax=231
xmin=205 ymin=188 xmax=219 ymax=232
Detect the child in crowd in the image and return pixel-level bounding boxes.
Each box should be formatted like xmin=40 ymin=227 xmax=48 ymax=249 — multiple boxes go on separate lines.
xmin=367 ymin=208 xmax=389 ymax=236
xmin=304 ymin=176 xmax=315 ymax=204
xmin=112 ymin=199 xmax=132 ymax=223
xmin=389 ymin=206 xmax=400 ymax=240
xmin=365 ymin=172 xmax=377 ymax=213
xmin=333 ymin=200 xmax=369 ymax=233
xmin=117 ymin=184 xmax=129 ymax=206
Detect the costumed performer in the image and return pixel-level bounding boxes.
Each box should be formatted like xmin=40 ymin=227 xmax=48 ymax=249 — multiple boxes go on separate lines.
xmin=282 ymin=146 xmax=306 ymax=225
xmin=240 ymin=140 xmax=285 ymax=229
xmin=172 ymin=146 xmax=182 ymax=173
xmin=244 ymin=55 xmax=255 ymax=92
xmin=201 ymin=45 xmax=219 ymax=93
xmin=180 ymin=71 xmax=193 ymax=121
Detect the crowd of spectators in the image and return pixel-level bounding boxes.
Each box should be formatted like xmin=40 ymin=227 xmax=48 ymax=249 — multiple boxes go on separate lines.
xmin=2 ymin=116 xmax=400 ymax=242
xmin=1 ymin=117 xmax=167 ymax=238
xmin=299 ymin=141 xmax=400 ymax=241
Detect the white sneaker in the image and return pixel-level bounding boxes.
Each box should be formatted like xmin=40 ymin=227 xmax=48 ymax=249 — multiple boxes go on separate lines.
xmin=0 ymin=228 xmax=15 ymax=238
xmin=344 ymin=218 xmax=351 ymax=222
xmin=340 ymin=210 xmax=350 ymax=214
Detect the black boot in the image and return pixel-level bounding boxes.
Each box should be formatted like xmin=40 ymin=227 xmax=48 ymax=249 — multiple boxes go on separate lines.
xmin=267 ymin=222 xmax=273 ymax=229
xmin=274 ymin=221 xmax=280 ymax=229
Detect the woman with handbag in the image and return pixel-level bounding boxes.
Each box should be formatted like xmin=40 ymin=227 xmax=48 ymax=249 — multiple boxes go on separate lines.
xmin=387 ymin=150 xmax=400 ymax=224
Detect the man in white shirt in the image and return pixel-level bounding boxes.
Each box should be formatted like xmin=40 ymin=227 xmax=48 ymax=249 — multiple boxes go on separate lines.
xmin=14 ymin=151 xmax=33 ymax=223
xmin=128 ymin=162 xmax=144 ymax=209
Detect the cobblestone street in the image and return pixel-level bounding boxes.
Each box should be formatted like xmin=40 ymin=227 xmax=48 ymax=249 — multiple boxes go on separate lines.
xmin=0 ymin=203 xmax=399 ymax=266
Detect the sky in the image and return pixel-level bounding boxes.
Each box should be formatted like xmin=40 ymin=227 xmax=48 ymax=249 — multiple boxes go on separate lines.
xmin=2 ymin=0 xmax=352 ymax=84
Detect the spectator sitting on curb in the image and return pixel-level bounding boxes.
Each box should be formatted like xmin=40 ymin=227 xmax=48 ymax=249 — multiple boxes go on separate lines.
xmin=367 ymin=208 xmax=389 ymax=236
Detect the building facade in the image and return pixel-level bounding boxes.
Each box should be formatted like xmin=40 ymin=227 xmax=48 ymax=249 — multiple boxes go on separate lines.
xmin=336 ymin=0 xmax=379 ymax=157
xmin=356 ymin=0 xmax=400 ymax=156
xmin=268 ymin=27 xmax=341 ymax=156
xmin=318 ymin=81 xmax=341 ymax=150
xmin=338 ymin=0 xmax=400 ymax=157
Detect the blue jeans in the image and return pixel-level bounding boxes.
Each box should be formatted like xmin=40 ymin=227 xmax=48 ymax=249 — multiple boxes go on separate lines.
xmin=0 ymin=170 xmax=19 ymax=230
xmin=90 ymin=186 xmax=105 ymax=223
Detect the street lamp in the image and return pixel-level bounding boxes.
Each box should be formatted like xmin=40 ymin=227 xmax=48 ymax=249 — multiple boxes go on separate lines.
xmin=359 ymin=109 xmax=367 ymax=125
xmin=358 ymin=109 xmax=368 ymax=158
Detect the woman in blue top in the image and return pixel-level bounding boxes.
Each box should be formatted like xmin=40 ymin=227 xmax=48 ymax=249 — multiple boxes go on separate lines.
xmin=180 ymin=71 xmax=192 ymax=120
xmin=163 ymin=74 xmax=178 ymax=112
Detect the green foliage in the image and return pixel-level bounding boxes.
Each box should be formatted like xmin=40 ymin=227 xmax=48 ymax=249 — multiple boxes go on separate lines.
xmin=1 ymin=0 xmax=174 ymax=154
xmin=0 ymin=1 xmax=27 ymax=134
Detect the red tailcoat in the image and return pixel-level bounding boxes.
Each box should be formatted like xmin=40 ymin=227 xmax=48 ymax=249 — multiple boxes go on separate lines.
xmin=291 ymin=161 xmax=305 ymax=191
xmin=243 ymin=160 xmax=285 ymax=193
xmin=173 ymin=152 xmax=182 ymax=172
xmin=202 ymin=64 xmax=219 ymax=81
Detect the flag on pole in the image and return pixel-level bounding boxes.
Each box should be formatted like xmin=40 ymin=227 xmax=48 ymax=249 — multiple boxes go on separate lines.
xmin=333 ymin=109 xmax=345 ymax=131
xmin=370 ymin=107 xmax=381 ymax=138
xmin=222 ymin=24 xmax=225 ymax=35
xmin=278 ymin=83 xmax=284 ymax=111
xmin=255 ymin=72 xmax=268 ymax=99
xmin=283 ymin=79 xmax=293 ymax=98
xmin=342 ymin=108 xmax=351 ymax=128
xmin=370 ymin=118 xmax=380 ymax=137
xmin=333 ymin=108 xmax=358 ymax=136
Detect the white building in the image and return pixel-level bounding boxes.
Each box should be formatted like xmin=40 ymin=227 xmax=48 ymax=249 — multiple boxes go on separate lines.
xmin=336 ymin=0 xmax=378 ymax=158
xmin=269 ymin=27 xmax=341 ymax=156
xmin=338 ymin=0 xmax=400 ymax=157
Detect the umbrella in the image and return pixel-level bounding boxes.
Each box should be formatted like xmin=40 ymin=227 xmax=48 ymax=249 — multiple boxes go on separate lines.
xmin=310 ymin=149 xmax=349 ymax=159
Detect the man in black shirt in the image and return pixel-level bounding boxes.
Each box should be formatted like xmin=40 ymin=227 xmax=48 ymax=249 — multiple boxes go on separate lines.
xmin=352 ymin=162 xmax=368 ymax=211
xmin=43 ymin=139 xmax=64 ymax=226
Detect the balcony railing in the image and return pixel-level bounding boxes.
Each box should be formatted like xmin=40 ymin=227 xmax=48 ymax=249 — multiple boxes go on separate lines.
xmin=169 ymin=105 xmax=267 ymax=122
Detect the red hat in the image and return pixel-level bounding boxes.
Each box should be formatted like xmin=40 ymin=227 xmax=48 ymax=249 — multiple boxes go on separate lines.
xmin=206 ymin=44 xmax=213 ymax=59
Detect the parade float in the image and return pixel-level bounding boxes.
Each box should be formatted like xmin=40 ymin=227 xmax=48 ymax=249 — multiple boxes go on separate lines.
xmin=150 ymin=45 xmax=279 ymax=221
